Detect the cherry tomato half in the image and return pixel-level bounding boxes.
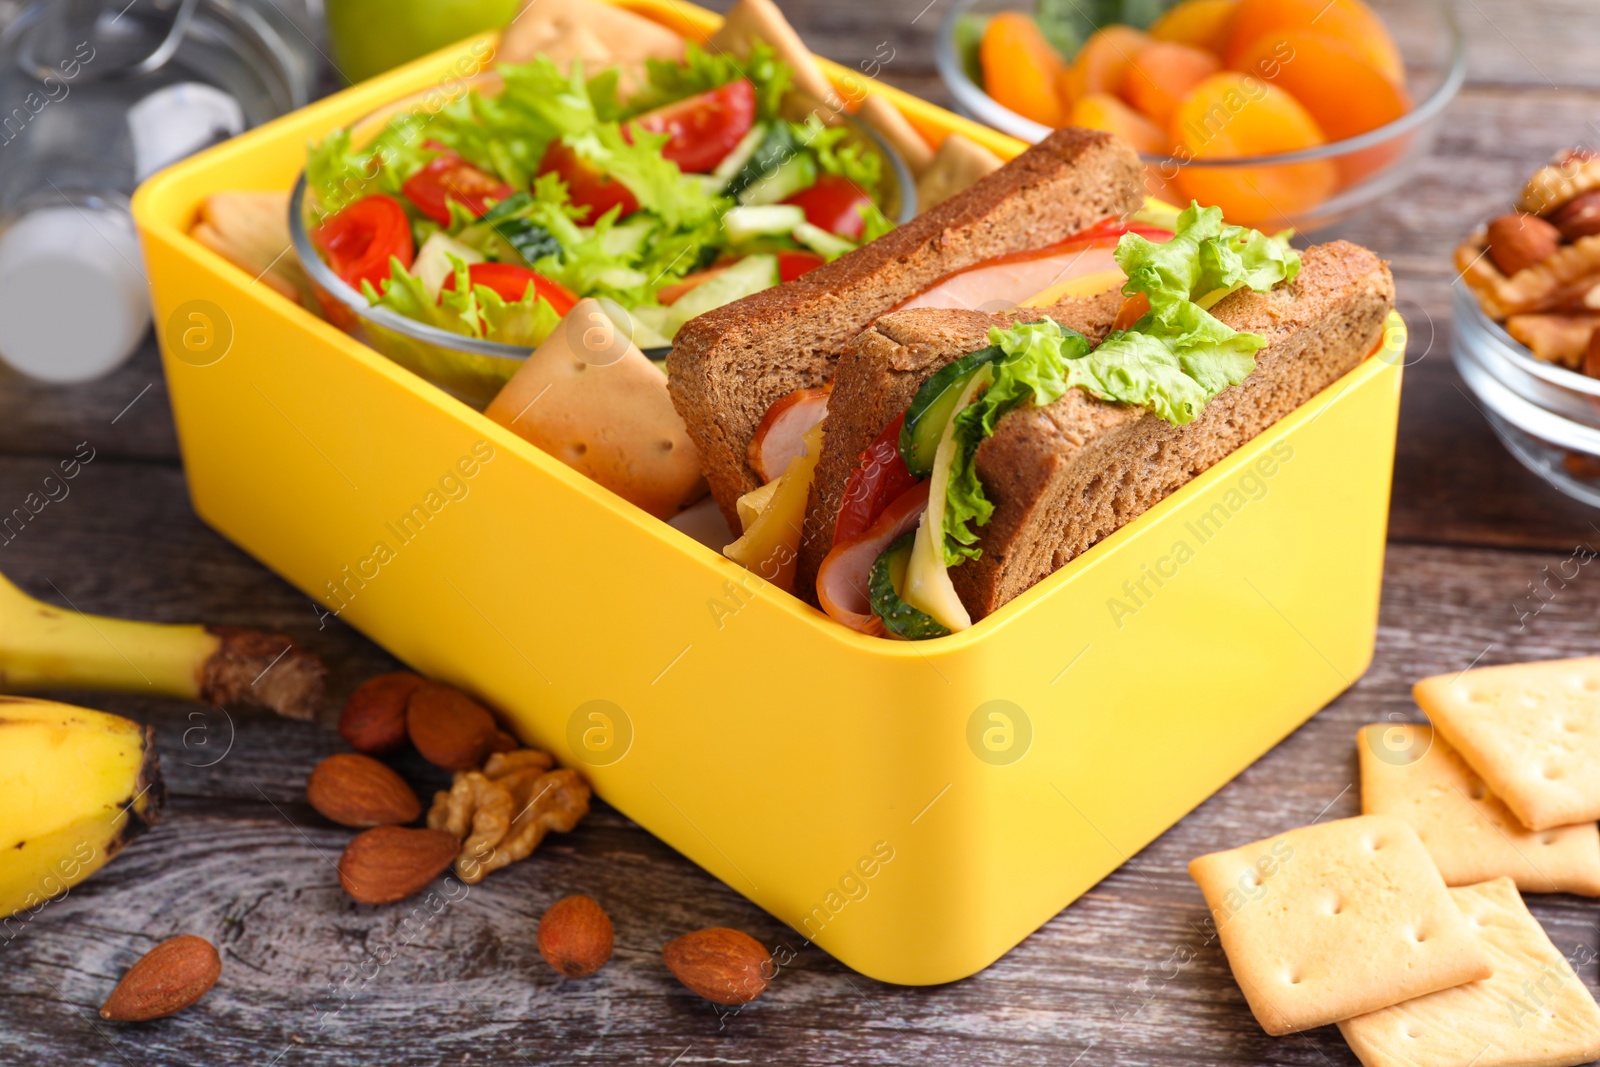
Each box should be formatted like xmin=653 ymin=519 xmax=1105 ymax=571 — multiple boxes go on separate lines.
xmin=443 ymin=262 xmax=578 ymax=314
xmin=536 ymin=140 xmax=640 ymax=222
xmin=629 ymin=79 xmax=757 ymax=174
xmin=783 ymin=174 xmax=874 ymax=240
xmin=310 ymin=194 xmax=415 ymax=291
xmin=777 ymin=250 xmax=825 ymax=282
xmin=402 ymin=153 xmax=514 ymax=227
xmin=833 ymin=411 xmax=921 ymax=546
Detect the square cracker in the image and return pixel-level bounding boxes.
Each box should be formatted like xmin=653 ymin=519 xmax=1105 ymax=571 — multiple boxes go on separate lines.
xmin=1415 ymin=657 xmax=1600 ymax=831
xmin=1189 ymin=815 xmax=1493 ymax=1036
xmin=1359 ymin=723 xmax=1600 ymax=896
xmin=1339 ymin=878 xmax=1600 ymax=1067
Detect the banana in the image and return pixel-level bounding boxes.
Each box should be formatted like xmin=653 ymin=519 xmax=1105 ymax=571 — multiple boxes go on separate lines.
xmin=0 ymin=570 xmax=325 ymax=720
xmin=0 ymin=697 xmax=164 ymax=923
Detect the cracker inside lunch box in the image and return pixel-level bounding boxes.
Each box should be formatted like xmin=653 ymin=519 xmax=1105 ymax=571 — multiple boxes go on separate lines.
xmin=1358 ymin=723 xmax=1600 ymax=896
xmin=1415 ymin=658 xmax=1600 ymax=832
xmin=1188 ymin=815 xmax=1493 ymax=1036
xmin=1338 ymin=877 xmax=1600 ymax=1067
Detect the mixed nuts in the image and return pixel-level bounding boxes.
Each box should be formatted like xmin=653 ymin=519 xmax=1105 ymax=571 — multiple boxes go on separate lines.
xmin=98 ymin=669 xmax=774 ymax=1025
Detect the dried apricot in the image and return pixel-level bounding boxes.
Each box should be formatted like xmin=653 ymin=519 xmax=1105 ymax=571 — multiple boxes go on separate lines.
xmin=1120 ymin=41 xmax=1221 ymax=127
xmin=1231 ymin=30 xmax=1411 ymax=183
xmin=1169 ymin=71 xmax=1336 ymax=228
xmin=1070 ymin=92 xmax=1169 ymax=156
xmin=981 ymin=12 xmax=1068 ymax=127
xmin=1148 ymin=0 xmax=1239 ymax=56
xmin=1064 ymin=25 xmax=1151 ymax=104
xmin=1224 ymin=0 xmax=1403 ymax=85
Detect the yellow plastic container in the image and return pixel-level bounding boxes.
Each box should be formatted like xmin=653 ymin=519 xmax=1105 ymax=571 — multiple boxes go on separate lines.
xmin=132 ymin=3 xmax=1406 ymax=985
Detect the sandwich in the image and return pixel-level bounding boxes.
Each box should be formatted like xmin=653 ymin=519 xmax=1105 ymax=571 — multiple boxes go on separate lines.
xmin=666 ymin=126 xmax=1147 ymax=530
xmin=799 ymin=205 xmax=1395 ymax=636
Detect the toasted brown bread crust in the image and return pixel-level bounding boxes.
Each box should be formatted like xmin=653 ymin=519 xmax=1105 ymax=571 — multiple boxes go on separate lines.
xmin=806 ymin=241 xmax=1395 ymax=621
xmin=793 ymin=289 xmax=1124 ymax=602
xmin=665 ymin=127 xmax=1144 ymax=528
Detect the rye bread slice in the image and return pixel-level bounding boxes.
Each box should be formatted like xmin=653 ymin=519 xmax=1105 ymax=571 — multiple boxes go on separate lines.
xmin=665 ymin=127 xmax=1144 ymax=528
xmin=806 ymin=241 xmax=1394 ymax=622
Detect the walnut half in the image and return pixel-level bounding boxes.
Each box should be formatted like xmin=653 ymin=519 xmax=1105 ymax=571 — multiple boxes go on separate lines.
xmin=426 ymin=749 xmax=591 ymax=885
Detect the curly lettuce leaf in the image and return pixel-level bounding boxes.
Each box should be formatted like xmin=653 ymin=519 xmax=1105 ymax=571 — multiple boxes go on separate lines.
xmin=629 ymin=41 xmax=792 ymax=121
xmin=942 ymin=320 xmax=1089 ymax=562
xmin=305 ymin=125 xmax=433 ymax=221
xmin=564 ymin=124 xmax=726 ymax=229
xmin=476 ymin=285 xmax=563 ymax=346
xmin=426 ymin=56 xmax=597 ymax=189
xmin=791 ymin=115 xmax=883 ymax=193
xmin=362 ymin=256 xmax=483 ymax=339
xmin=1116 ymin=201 xmax=1300 ymax=308
xmin=362 ymin=254 xmax=562 ymax=346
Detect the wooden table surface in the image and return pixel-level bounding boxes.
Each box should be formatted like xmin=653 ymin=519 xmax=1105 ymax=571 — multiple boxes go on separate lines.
xmin=6 ymin=2 xmax=1600 ymax=1064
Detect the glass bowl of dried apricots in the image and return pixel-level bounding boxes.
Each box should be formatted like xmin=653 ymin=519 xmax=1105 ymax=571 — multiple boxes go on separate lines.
xmin=937 ymin=0 xmax=1465 ymax=232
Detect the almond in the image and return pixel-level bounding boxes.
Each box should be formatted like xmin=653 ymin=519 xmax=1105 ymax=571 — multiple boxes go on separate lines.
xmin=1555 ymin=191 xmax=1600 ymax=242
xmin=488 ymin=728 xmax=520 ymax=754
xmin=538 ymin=894 xmax=614 ymax=978
xmin=339 ymin=672 xmax=423 ymax=754
xmin=406 ymin=682 xmax=497 ymax=771
xmin=1585 ymin=326 xmax=1600 ymax=379
xmin=100 ymin=935 xmax=221 ymax=1021
xmin=1486 ymin=213 xmax=1561 ymax=277
xmin=306 ymin=753 xmax=421 ymax=828
xmin=662 ymin=927 xmax=773 ymax=1005
xmin=338 ymin=826 xmax=458 ymax=904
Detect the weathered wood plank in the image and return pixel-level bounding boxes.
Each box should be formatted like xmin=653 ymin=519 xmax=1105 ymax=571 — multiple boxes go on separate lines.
xmin=3 ymin=461 xmax=1600 ymax=1066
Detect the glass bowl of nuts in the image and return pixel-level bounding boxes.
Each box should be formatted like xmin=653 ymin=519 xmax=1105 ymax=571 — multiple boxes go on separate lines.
xmin=1454 ymin=148 xmax=1600 ymax=506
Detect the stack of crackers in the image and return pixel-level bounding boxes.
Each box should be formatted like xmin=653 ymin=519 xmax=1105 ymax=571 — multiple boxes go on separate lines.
xmin=1191 ymin=656 xmax=1600 ymax=1067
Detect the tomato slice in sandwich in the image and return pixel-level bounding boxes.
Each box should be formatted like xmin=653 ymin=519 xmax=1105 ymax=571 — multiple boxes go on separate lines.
xmin=833 ymin=412 xmax=921 ymax=546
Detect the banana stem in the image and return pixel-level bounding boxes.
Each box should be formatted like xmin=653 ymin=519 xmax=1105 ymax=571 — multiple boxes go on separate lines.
xmin=0 ymin=572 xmax=214 ymax=697
xmin=0 ymin=573 xmax=326 ymax=719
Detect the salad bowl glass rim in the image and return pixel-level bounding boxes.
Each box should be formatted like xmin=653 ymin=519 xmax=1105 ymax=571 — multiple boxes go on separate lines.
xmin=289 ymin=86 xmax=920 ymax=363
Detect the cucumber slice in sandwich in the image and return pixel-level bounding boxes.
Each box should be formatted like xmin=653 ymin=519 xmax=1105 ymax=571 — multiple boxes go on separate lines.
xmin=898 ymin=346 xmax=1004 ymax=477
xmin=868 ymin=533 xmax=951 ymax=641
xmin=901 ymin=363 xmax=995 ymax=632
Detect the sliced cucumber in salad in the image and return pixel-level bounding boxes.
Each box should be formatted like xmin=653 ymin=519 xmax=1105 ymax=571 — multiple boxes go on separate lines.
xmin=739 ymin=154 xmax=819 ymax=206
xmin=413 ymin=233 xmax=484 ymax=298
xmin=712 ymin=122 xmax=770 ymax=187
xmin=663 ymin=254 xmax=780 ymax=337
xmin=722 ymin=205 xmax=806 ymax=244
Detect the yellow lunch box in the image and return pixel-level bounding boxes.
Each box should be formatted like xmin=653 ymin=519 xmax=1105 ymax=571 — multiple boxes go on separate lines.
xmin=131 ymin=0 xmax=1406 ymax=985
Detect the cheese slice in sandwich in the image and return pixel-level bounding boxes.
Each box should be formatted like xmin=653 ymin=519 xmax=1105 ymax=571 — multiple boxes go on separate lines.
xmin=666 ymin=127 xmax=1146 ymax=532
xmin=804 ymin=205 xmax=1396 ymax=633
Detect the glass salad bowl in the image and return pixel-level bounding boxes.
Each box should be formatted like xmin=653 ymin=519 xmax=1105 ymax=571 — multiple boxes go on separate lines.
xmin=936 ymin=0 xmax=1464 ymax=233
xmin=1452 ymin=282 xmax=1600 ymax=508
xmin=290 ymin=82 xmax=916 ymax=408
